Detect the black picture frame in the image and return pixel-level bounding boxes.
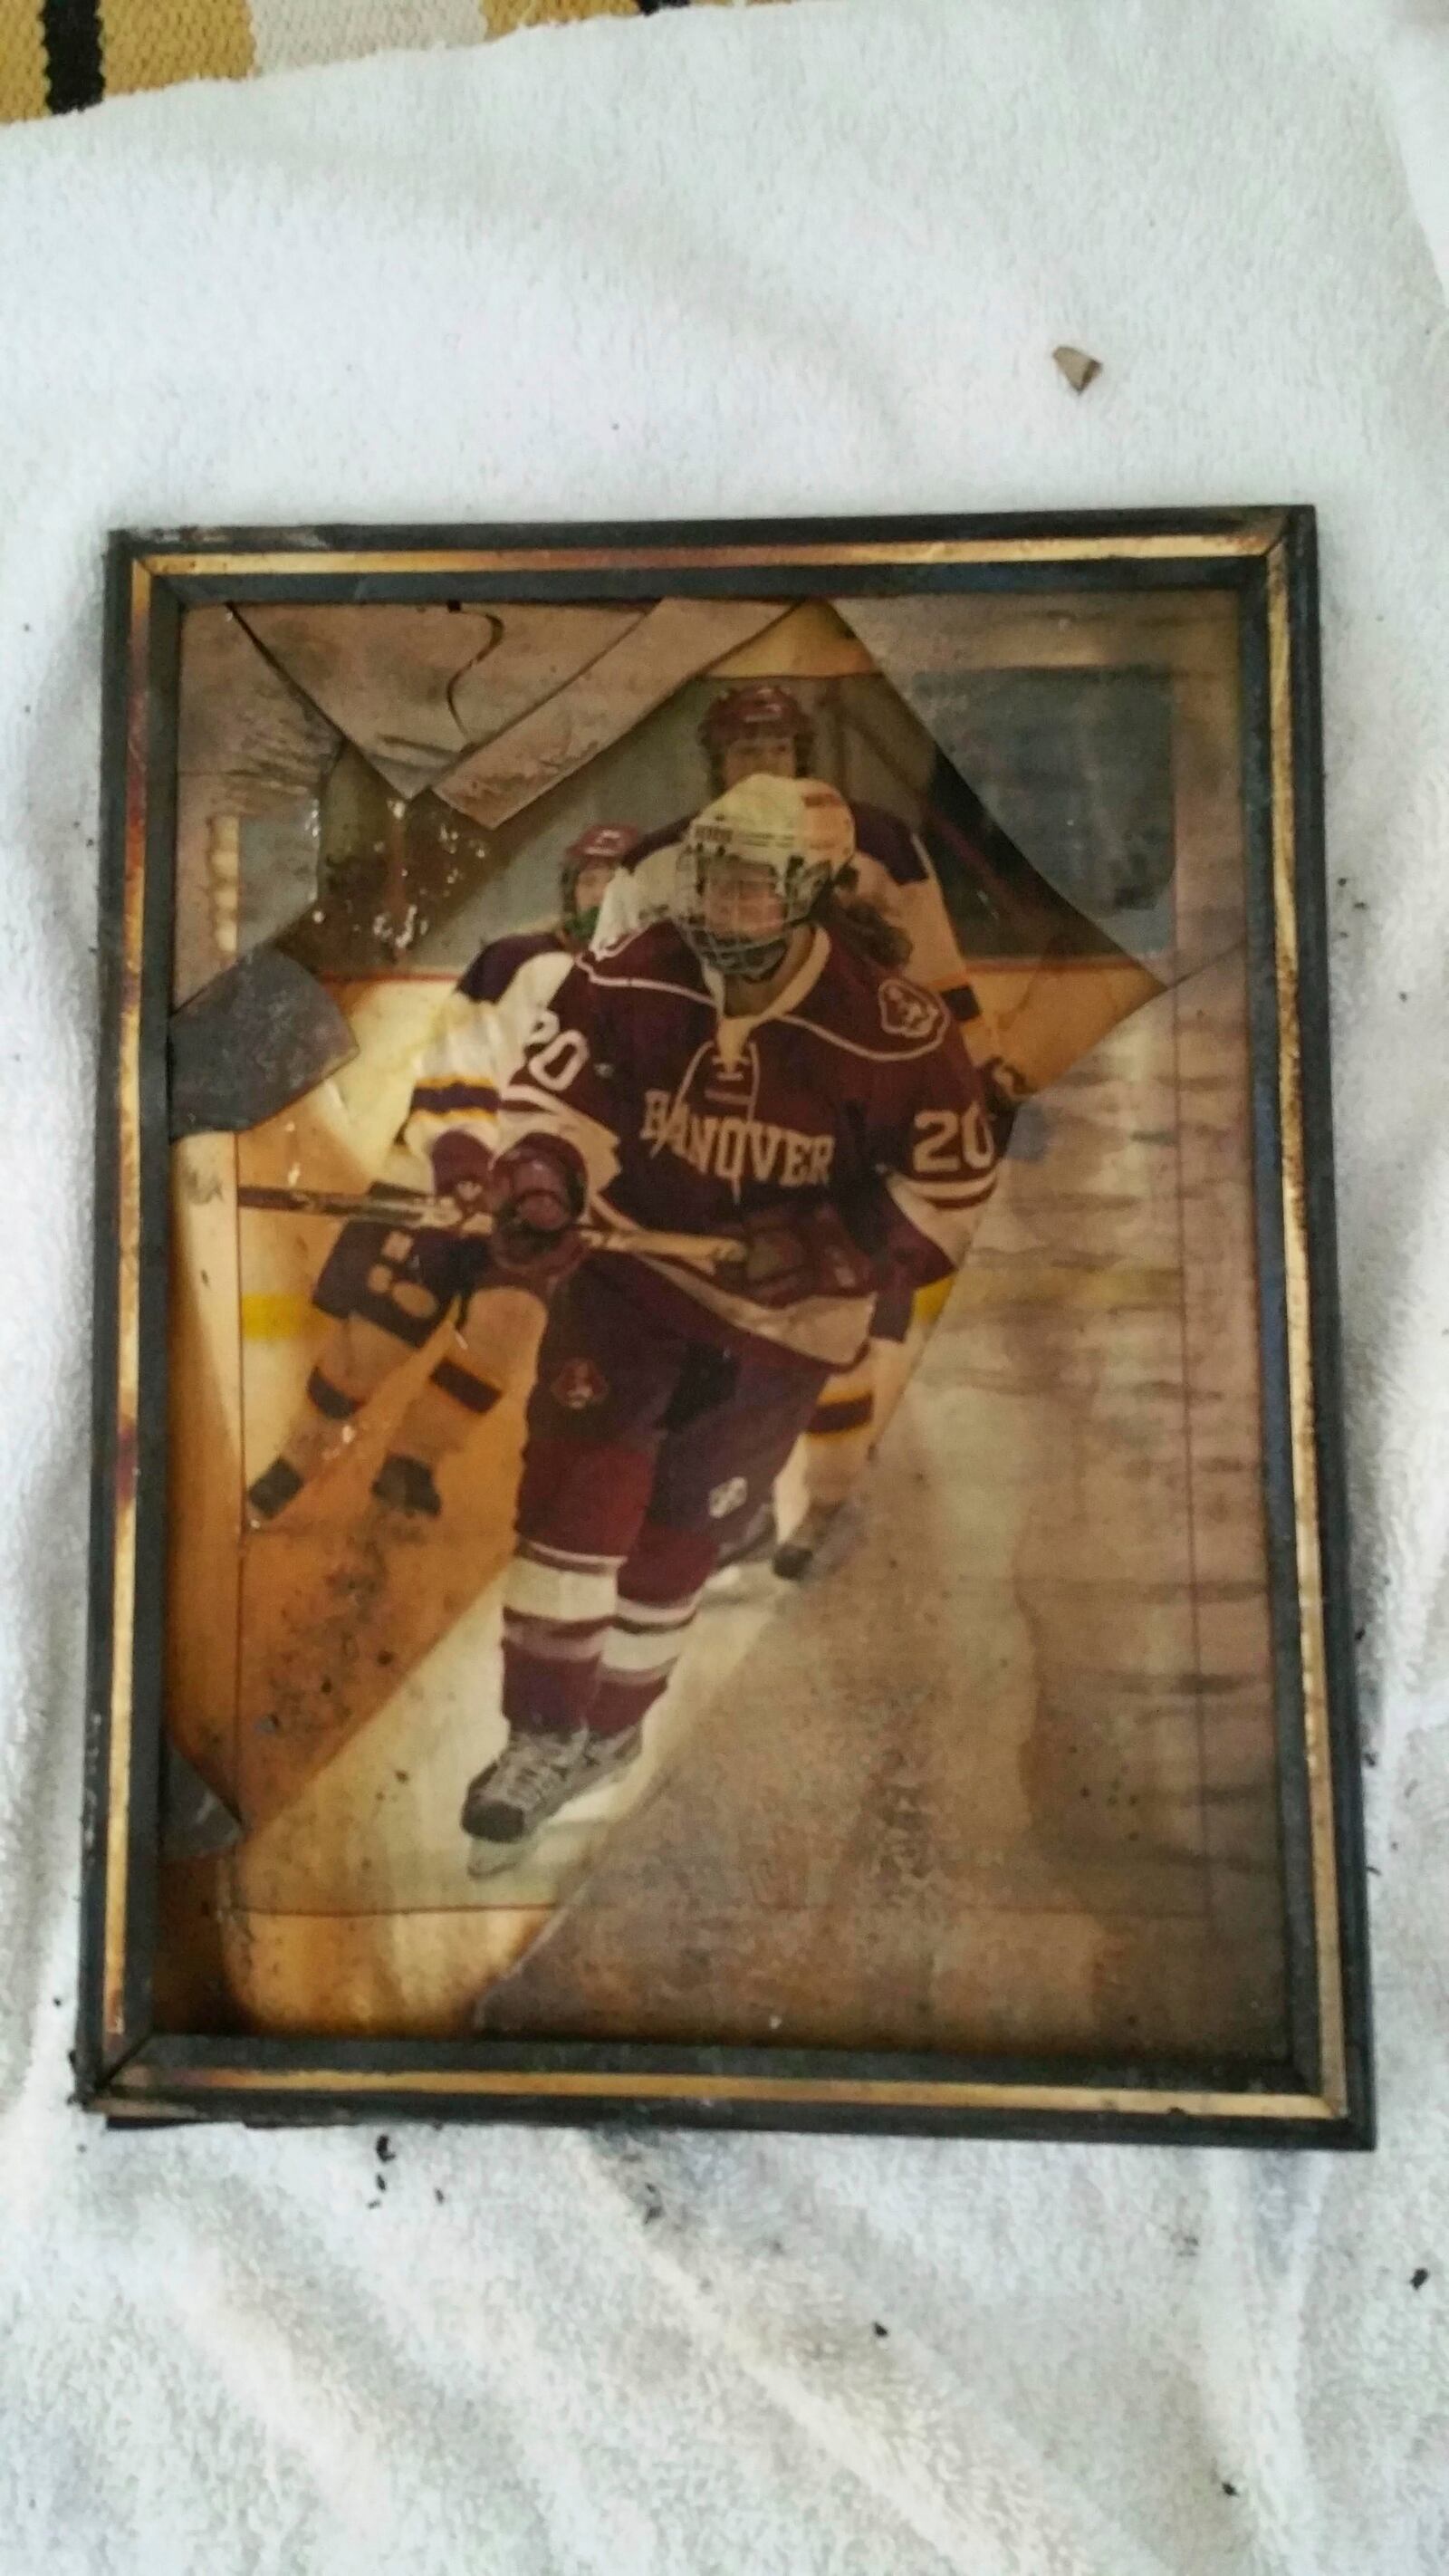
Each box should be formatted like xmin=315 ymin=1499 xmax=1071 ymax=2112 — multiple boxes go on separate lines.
xmin=78 ymin=509 xmax=1373 ymax=2147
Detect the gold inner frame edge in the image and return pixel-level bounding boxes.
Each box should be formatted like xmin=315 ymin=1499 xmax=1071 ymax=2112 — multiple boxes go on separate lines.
xmin=96 ymin=525 xmax=1342 ymax=2122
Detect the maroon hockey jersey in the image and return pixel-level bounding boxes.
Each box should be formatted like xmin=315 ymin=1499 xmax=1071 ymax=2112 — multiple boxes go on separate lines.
xmin=495 ymin=918 xmax=999 ymax=1368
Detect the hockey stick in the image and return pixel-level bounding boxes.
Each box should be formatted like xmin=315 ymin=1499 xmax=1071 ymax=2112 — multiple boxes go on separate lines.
xmin=236 ymin=1183 xmax=744 ymax=1275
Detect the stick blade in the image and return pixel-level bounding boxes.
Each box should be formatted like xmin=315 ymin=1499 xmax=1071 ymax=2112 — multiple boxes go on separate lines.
xmin=169 ymin=949 xmax=358 ymax=1137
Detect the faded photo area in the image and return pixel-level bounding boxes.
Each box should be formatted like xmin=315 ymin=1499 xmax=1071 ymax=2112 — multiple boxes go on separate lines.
xmin=160 ymin=587 xmax=1286 ymax=2065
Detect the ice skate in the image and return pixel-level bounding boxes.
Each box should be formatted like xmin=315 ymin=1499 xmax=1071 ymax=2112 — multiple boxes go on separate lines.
xmin=570 ymin=1723 xmax=644 ymax=1802
xmin=772 ymin=1497 xmax=862 ymax=1582
xmin=463 ymin=1724 xmax=642 ymax=1877
xmin=245 ymin=1457 xmax=304 ymax=1529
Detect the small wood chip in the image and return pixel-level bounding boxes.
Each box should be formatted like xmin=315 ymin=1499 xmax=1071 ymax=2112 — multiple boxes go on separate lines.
xmin=1053 ymin=344 xmax=1102 ymax=394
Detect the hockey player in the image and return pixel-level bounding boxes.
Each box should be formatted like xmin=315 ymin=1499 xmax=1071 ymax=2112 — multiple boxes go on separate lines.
xmin=454 ymin=774 xmax=1001 ymax=1873
xmin=244 ymin=824 xmax=638 ymax=1529
xmin=593 ymin=679 xmax=998 ymax=1573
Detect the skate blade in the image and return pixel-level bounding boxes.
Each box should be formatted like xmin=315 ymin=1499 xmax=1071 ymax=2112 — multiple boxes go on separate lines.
xmin=772 ymin=1501 xmax=860 ymax=1582
xmin=465 ymin=1832 xmax=535 ymax=1882
xmin=771 ymin=1542 xmax=815 ymax=1581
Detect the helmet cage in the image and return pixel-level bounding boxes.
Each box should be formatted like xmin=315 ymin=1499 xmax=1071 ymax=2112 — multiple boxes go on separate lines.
xmin=674 ymin=834 xmax=831 ymax=978
xmin=560 ymin=855 xmax=603 ymax=946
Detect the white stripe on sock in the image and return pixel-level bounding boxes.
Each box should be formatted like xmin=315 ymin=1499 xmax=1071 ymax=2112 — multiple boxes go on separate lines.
xmin=504 ymin=1552 xmax=619 ymax=1624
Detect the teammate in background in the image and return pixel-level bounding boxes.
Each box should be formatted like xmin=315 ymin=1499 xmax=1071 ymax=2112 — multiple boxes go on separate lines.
xmin=593 ymin=680 xmax=1003 ymax=1575
xmin=244 ymin=825 xmax=638 ymax=1531
xmin=595 ymin=680 xmax=977 ymax=1013
xmin=454 ymin=775 xmax=1001 ymax=1874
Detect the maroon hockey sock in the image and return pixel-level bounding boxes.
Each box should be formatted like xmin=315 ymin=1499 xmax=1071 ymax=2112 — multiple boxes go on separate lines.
xmin=501 ymin=1613 xmax=611 ymax=1733
xmin=586 ymin=1519 xmax=718 ymax=1737
xmin=586 ymin=1671 xmax=668 ymax=1738
xmin=500 ymin=1434 xmax=664 ymax=1731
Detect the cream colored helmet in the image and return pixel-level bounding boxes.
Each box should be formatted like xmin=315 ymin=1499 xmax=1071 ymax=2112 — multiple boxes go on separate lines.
xmin=674 ymin=774 xmax=855 ymax=976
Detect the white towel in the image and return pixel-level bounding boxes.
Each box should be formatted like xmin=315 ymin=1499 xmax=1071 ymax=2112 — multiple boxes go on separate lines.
xmin=2 ymin=4 xmax=1447 ymax=2567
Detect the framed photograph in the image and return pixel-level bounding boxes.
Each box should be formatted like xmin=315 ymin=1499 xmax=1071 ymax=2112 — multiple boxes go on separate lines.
xmin=78 ymin=510 xmax=1372 ymax=2146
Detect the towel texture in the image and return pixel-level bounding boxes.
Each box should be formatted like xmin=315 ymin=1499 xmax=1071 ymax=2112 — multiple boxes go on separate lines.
xmin=2 ymin=4 xmax=1447 ymax=2567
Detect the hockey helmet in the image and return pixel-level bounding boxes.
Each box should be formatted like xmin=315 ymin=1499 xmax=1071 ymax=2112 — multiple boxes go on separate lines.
xmin=561 ymin=823 xmax=638 ymax=944
xmin=675 ymin=775 xmax=855 ymax=978
xmin=699 ymin=683 xmax=813 ymax=773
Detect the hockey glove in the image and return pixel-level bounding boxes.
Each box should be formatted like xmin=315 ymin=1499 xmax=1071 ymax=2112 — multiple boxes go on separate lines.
xmin=429 ymin=1129 xmax=494 ymax=1208
xmin=978 ymin=1053 xmax=1031 ymax=1156
xmin=735 ymin=1203 xmax=878 ymax=1310
xmin=486 ymin=1138 xmax=588 ymax=1286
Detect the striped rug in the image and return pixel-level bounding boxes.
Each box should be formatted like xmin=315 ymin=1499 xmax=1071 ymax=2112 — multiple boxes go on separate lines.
xmin=0 ymin=0 xmax=780 ymax=121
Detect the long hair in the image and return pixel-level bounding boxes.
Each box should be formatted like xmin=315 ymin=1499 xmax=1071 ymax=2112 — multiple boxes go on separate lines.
xmin=814 ymin=886 xmax=912 ymax=971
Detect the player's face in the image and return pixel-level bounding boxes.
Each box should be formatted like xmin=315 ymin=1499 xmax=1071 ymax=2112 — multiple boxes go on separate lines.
xmin=571 ymin=860 xmax=616 ymax=923
xmin=721 ymin=735 xmax=799 ymax=788
xmin=700 ymin=855 xmax=789 ymax=948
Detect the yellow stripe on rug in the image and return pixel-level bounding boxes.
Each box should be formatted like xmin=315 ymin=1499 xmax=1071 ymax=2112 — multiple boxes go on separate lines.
xmin=99 ymin=0 xmax=254 ymax=94
xmin=2 ymin=0 xmax=781 ymax=120
xmin=481 ymin=0 xmax=635 ymax=24
xmin=0 ymin=0 xmax=49 ymax=119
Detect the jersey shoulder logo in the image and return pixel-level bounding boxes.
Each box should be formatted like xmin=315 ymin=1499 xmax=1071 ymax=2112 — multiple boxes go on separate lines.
xmin=878 ymin=976 xmax=945 ymax=1042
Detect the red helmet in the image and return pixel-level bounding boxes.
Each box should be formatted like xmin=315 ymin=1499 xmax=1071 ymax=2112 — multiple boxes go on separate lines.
xmin=563 ymin=824 xmax=641 ymax=870
xmin=699 ymin=684 xmax=812 ymax=762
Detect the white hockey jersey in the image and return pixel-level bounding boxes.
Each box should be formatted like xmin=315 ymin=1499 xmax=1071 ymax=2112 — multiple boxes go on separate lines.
xmin=385 ymin=930 xmax=574 ymax=1187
